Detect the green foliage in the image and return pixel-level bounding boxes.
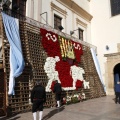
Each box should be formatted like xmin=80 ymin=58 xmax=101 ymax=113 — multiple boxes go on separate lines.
xmin=71 ymin=97 xmax=80 ymax=103
xmin=66 ymin=96 xmax=80 ymax=105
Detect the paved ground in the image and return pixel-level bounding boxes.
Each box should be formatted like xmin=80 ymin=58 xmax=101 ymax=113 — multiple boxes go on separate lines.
xmin=1 ymin=95 xmax=120 ymax=120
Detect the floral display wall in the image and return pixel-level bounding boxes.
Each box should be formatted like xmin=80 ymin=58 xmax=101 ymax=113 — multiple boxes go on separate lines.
xmin=1 ymin=17 xmax=106 ymax=115
xmin=40 ymin=28 xmax=86 ymax=92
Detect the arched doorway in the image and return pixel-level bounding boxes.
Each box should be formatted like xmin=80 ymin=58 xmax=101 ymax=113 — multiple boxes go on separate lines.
xmin=104 ymin=52 xmax=120 ymax=95
xmin=114 ymin=63 xmax=120 ymax=85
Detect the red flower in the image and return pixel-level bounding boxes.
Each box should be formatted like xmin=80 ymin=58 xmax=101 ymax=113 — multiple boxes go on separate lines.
xmin=76 ymin=80 xmax=83 ymax=90
xmin=50 ymin=81 xmax=56 ymax=91
xmin=71 ymin=40 xmax=83 ymax=63
xmin=40 ymin=28 xmax=83 ymax=89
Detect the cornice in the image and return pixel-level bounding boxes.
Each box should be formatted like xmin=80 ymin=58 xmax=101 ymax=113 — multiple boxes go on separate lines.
xmin=56 ymin=0 xmax=93 ymax=21
xmin=51 ymin=2 xmax=67 ymax=17
xmin=104 ymin=52 xmax=120 ymax=57
xmin=76 ymin=18 xmax=87 ymax=28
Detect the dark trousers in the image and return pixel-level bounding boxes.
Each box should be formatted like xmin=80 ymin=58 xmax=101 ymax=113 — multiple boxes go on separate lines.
xmin=32 ymin=100 xmax=44 ymax=113
xmin=55 ymin=93 xmax=61 ymax=101
xmin=115 ymin=92 xmax=120 ymax=103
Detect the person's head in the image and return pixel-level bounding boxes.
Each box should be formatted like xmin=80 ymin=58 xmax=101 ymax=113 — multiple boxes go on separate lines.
xmin=36 ymin=80 xmax=42 ymax=85
xmin=55 ymin=80 xmax=58 ymax=83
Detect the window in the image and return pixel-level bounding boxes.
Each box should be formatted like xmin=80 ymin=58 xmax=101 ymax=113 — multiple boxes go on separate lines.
xmin=78 ymin=28 xmax=84 ymax=41
xmin=54 ymin=14 xmax=62 ymax=31
xmin=110 ymin=0 xmax=120 ymax=16
xmin=12 ymin=0 xmax=27 ymax=17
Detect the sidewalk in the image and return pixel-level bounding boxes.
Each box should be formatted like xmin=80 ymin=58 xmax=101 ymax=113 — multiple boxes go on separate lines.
xmin=1 ymin=95 xmax=120 ymax=120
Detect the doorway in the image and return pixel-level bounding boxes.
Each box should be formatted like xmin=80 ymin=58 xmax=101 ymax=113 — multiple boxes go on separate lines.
xmin=114 ymin=63 xmax=120 ymax=85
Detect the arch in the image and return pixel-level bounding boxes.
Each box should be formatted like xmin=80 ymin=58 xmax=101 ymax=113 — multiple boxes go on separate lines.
xmin=113 ymin=63 xmax=120 ymax=84
xmin=104 ymin=56 xmax=120 ymax=95
xmin=109 ymin=61 xmax=120 ymax=74
xmin=113 ymin=63 xmax=120 ymax=74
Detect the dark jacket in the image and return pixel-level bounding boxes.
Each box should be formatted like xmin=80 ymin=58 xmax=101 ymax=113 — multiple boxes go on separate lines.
xmin=53 ymin=83 xmax=62 ymax=94
xmin=115 ymin=83 xmax=120 ymax=92
xmin=31 ymin=85 xmax=46 ymax=103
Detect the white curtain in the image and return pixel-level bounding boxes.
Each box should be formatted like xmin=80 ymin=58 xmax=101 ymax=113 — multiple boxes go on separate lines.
xmin=2 ymin=12 xmax=25 ymax=95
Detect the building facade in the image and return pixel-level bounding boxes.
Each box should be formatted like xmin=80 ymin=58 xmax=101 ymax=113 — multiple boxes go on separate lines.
xmin=26 ymin=0 xmax=92 ymax=43
xmin=25 ymin=0 xmax=109 ymax=92
xmin=90 ymin=0 xmax=120 ymax=95
xmin=0 ymin=0 xmax=108 ymax=116
xmin=25 ymin=0 xmax=120 ymax=95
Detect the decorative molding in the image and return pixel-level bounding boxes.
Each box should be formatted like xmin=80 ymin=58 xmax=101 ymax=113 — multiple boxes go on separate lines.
xmin=117 ymin=43 xmax=120 ymax=52
xmin=104 ymin=51 xmax=120 ymax=95
xmin=76 ymin=18 xmax=87 ymax=28
xmin=51 ymin=2 xmax=67 ymax=17
xmin=104 ymin=52 xmax=120 ymax=57
xmin=56 ymin=0 xmax=93 ymax=21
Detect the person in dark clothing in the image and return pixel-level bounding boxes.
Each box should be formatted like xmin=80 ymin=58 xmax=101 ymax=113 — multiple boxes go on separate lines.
xmin=31 ymin=80 xmax=46 ymax=120
xmin=114 ymin=80 xmax=120 ymax=104
xmin=53 ymin=80 xmax=62 ymax=107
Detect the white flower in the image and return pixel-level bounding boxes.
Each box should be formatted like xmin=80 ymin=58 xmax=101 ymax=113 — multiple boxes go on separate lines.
xmin=46 ymin=33 xmax=57 ymax=42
